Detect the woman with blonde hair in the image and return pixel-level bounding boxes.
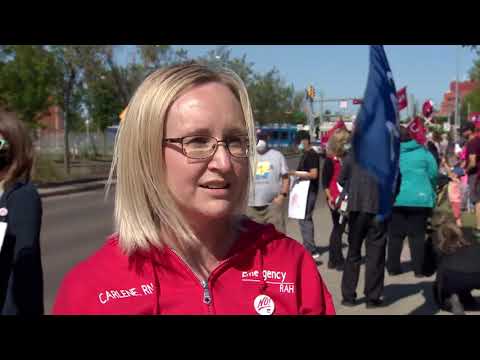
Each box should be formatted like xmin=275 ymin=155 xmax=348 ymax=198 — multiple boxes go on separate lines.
xmin=0 ymin=109 xmax=44 ymax=315
xmin=322 ymin=127 xmax=350 ymax=271
xmin=53 ymin=62 xmax=335 ymax=315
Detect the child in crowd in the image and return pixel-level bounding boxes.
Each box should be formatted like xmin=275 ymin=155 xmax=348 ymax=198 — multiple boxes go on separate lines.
xmin=441 ymin=154 xmax=465 ymax=227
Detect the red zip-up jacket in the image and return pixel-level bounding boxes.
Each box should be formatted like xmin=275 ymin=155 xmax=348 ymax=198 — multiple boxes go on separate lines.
xmin=53 ymin=219 xmax=335 ymax=315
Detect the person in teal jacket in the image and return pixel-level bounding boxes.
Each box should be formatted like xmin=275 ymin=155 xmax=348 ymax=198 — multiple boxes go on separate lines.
xmin=386 ymin=126 xmax=438 ymax=277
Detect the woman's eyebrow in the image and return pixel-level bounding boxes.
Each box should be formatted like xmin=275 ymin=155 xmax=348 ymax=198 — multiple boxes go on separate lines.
xmin=176 ymin=128 xmax=211 ymax=136
xmin=223 ymin=127 xmax=248 ymax=135
xmin=176 ymin=127 xmax=248 ymax=137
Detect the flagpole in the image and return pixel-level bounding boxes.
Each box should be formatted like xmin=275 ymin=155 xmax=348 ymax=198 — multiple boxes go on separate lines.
xmin=454 ymin=45 xmax=460 ymax=140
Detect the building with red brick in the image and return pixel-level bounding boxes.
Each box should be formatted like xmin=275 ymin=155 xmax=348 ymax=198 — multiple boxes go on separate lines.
xmin=437 ymin=80 xmax=479 ymax=117
xmin=37 ymin=105 xmax=64 ymax=133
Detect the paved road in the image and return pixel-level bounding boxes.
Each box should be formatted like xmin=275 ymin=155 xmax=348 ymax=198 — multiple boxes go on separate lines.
xmin=42 ymin=190 xmax=115 ymax=313
xmin=40 ymin=156 xmax=478 ymax=315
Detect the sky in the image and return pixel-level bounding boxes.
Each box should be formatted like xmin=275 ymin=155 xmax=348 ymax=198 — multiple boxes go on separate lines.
xmin=117 ymin=45 xmax=478 ymax=115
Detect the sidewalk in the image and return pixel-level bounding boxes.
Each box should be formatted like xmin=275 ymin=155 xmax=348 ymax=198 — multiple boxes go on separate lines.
xmin=285 ymin=194 xmax=480 ymax=315
xmin=38 ymin=178 xmax=115 ymax=198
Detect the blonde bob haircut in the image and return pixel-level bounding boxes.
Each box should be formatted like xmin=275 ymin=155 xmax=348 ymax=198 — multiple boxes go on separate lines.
xmin=107 ymin=61 xmax=256 ymax=256
xmin=327 ymin=128 xmax=350 ymax=158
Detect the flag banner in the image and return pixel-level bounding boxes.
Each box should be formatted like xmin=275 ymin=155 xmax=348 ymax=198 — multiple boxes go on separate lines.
xmin=321 ymin=119 xmax=347 ymax=145
xmin=407 ymin=116 xmax=426 ymax=145
xmin=396 ymin=86 xmax=408 ymax=111
xmin=352 ymin=45 xmax=400 ymax=222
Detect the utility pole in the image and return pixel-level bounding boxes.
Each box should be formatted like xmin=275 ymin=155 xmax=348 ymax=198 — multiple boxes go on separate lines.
xmin=309 ymin=95 xmax=315 ymax=138
xmin=454 ymin=45 xmax=460 ymax=138
xmin=410 ymin=93 xmax=415 ymax=118
xmin=319 ymin=91 xmax=324 ymax=131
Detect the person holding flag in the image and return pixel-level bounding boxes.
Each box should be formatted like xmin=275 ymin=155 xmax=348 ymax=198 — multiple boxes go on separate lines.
xmin=339 ymin=45 xmax=401 ymax=308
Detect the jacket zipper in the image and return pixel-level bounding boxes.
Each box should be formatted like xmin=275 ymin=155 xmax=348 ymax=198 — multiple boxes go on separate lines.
xmin=166 ymin=234 xmax=258 ymax=313
xmin=168 ymin=248 xmax=214 ymax=313
xmin=201 ymin=280 xmax=212 ymax=305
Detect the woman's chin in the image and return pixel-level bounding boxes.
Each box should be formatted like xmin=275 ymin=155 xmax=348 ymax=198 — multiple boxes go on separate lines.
xmin=194 ymin=202 xmax=237 ymax=221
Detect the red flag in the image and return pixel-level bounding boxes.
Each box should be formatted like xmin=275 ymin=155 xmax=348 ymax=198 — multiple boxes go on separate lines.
xmin=407 ymin=116 xmax=426 ymax=145
xmin=321 ymin=120 xmax=347 ymax=145
xmin=396 ymin=87 xmax=408 ymax=111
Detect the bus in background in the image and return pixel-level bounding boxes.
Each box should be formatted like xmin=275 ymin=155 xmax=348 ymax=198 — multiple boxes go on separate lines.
xmin=256 ymin=124 xmax=299 ymax=150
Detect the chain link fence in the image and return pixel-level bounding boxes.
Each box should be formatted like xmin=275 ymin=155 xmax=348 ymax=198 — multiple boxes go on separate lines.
xmin=34 ymin=129 xmax=116 ymax=158
xmin=32 ymin=129 xmax=117 ymax=184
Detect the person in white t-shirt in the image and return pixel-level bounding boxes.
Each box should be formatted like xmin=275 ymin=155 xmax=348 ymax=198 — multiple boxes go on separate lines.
xmin=247 ymin=133 xmax=290 ymax=233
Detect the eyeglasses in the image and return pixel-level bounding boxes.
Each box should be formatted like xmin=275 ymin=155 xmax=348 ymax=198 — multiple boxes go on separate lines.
xmin=0 ymin=139 xmax=9 ymax=152
xmin=163 ymin=135 xmax=250 ymax=159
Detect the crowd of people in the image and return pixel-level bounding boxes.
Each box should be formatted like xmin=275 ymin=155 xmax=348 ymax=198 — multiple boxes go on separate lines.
xmin=315 ymin=117 xmax=480 ymax=314
xmin=238 ymin=104 xmax=480 ymax=315
xmin=1 ymin=61 xmax=480 ymax=315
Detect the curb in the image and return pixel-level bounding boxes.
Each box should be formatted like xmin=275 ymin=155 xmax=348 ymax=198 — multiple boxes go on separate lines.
xmin=39 ymin=180 xmax=116 ymax=198
xmin=35 ymin=177 xmax=109 ymax=189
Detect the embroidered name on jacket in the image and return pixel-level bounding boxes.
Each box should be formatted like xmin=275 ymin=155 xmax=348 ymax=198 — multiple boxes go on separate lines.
xmin=98 ymin=283 xmax=154 ymax=304
xmin=241 ymin=270 xmax=295 ymax=294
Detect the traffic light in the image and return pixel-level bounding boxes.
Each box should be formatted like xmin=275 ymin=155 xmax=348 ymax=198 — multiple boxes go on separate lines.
xmin=306 ymin=86 xmax=315 ymax=100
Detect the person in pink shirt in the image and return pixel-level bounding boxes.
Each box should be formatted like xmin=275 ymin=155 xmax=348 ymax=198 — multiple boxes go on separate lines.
xmin=441 ymin=154 xmax=464 ymax=227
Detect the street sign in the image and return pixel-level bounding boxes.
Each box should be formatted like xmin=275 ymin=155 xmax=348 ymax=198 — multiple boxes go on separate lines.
xmin=339 ymin=101 xmax=348 ymax=109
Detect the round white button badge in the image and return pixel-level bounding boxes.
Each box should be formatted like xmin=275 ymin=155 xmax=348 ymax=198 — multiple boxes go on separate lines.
xmin=254 ymin=294 xmax=275 ymax=315
xmin=0 ymin=208 xmax=8 ymax=217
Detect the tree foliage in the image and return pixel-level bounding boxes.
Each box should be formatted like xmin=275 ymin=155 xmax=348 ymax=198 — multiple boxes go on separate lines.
xmin=0 ymin=45 xmax=59 ymax=126
xmin=0 ymin=44 xmax=315 ymax=167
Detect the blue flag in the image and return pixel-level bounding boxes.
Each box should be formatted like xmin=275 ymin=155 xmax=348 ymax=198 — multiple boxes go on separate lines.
xmin=352 ymin=45 xmax=400 ymax=222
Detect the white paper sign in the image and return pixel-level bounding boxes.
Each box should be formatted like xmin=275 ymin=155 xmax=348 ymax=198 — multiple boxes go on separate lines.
xmin=0 ymin=221 xmax=7 ymax=254
xmin=288 ymin=180 xmax=311 ymax=220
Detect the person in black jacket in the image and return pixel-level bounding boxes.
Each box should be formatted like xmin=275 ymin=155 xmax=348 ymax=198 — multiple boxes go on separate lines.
xmin=289 ymin=131 xmax=321 ymax=262
xmin=0 ymin=109 xmax=43 ymax=315
xmin=431 ymin=220 xmax=480 ymax=315
xmin=338 ymin=150 xmax=400 ymax=308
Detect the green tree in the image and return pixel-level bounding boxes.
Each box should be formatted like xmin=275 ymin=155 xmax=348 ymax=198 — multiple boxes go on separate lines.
xmin=84 ymin=68 xmax=124 ymax=154
xmin=198 ymin=46 xmax=255 ymax=87
xmin=468 ymin=57 xmax=480 ymax=82
xmin=464 ymin=45 xmax=480 ymax=81
xmin=0 ymin=45 xmax=59 ymax=127
xmin=88 ymin=45 xmax=190 ymax=107
xmin=138 ymin=45 xmax=189 ymax=71
xmin=196 ymin=46 xmax=304 ymax=126
xmin=249 ymin=68 xmax=295 ymax=125
xmin=461 ymin=86 xmax=480 ymax=122
xmin=49 ymin=45 xmax=100 ymax=174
